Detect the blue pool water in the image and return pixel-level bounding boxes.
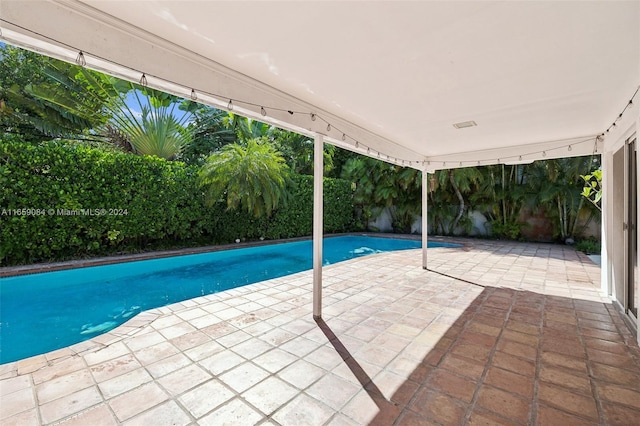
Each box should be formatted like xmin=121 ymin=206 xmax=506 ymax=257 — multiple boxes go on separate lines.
xmin=0 ymin=236 xmax=456 ymax=363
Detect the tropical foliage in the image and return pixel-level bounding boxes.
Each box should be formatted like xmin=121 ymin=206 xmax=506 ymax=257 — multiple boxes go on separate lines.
xmin=272 ymin=128 xmax=335 ymax=175
xmin=0 ymin=138 xmax=354 ymax=265
xmin=1 ymin=44 xmax=197 ymax=159
xmin=471 ymin=164 xmax=529 ymax=239
xmin=199 ymin=138 xmax=291 ymax=217
xmin=182 ymin=106 xmax=236 ymax=165
xmin=0 ymin=45 xmax=108 ymax=140
xmin=341 ymin=157 xmax=421 ymax=233
xmin=526 ymin=157 xmax=599 ymax=241
xmin=430 ymin=167 xmax=484 ymax=235
xmin=109 ymin=88 xmax=196 ymax=159
xmin=581 ymin=168 xmax=602 ymax=211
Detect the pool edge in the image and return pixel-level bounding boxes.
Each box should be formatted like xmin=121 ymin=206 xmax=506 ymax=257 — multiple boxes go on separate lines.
xmin=0 ymin=233 xmax=461 ymax=278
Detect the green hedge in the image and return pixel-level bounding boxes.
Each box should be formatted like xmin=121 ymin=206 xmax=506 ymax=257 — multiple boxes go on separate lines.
xmin=0 ymin=140 xmax=355 ymax=265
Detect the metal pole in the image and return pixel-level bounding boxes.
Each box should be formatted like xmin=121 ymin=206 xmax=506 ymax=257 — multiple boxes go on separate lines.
xmin=313 ymin=134 xmax=324 ymax=318
xmin=422 ymin=170 xmax=429 ymax=269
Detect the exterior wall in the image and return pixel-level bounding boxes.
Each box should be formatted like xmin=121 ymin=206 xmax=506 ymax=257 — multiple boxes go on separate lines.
xmin=369 ymin=208 xmax=491 ymax=236
xmin=612 ymin=148 xmax=625 ymax=302
xmin=371 ymin=206 xmax=597 ymax=241
xmin=602 ymin=102 xmax=639 ymax=342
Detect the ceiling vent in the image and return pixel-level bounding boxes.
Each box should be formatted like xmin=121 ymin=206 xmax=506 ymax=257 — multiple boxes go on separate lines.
xmin=453 ymin=121 xmax=477 ymax=129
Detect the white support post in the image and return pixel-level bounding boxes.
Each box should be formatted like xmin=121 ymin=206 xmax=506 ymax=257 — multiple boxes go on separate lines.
xmin=422 ymin=170 xmax=429 ymax=269
xmin=313 ymin=134 xmax=324 ymax=319
xmin=601 ymin=150 xmax=611 ymax=297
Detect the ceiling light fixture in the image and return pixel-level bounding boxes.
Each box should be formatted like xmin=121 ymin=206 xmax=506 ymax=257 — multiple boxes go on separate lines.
xmin=453 ymin=120 xmax=477 ymax=129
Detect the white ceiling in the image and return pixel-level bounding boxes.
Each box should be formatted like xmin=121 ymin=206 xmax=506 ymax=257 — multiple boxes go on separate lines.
xmin=1 ymin=1 xmax=638 ymax=169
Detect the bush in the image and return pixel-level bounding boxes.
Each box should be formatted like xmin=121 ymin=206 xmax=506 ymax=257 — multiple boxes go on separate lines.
xmin=0 ymin=139 xmax=355 ymax=265
xmin=575 ymin=238 xmax=601 ymax=255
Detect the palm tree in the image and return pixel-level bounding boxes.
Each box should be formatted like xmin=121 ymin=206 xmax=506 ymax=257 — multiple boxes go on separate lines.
xmin=1 ymin=46 xmax=109 ymax=140
xmin=429 ymin=167 xmax=483 ymax=235
xmin=109 ymin=88 xmax=194 ymax=159
xmin=272 ymin=128 xmax=335 ymax=175
xmin=224 ymin=113 xmax=273 ymax=142
xmin=525 ymin=156 xmax=598 ymax=242
xmin=199 ymin=138 xmax=290 ymax=217
xmin=182 ymin=106 xmax=236 ymax=165
xmin=19 ymin=50 xmax=196 ymax=159
xmin=341 ymin=157 xmax=421 ymax=233
xmin=470 ymin=164 xmax=528 ymax=239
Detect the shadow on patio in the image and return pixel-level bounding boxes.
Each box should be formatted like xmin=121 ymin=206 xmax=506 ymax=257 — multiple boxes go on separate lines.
xmin=328 ymin=285 xmax=640 ymax=425
xmin=1 ymin=240 xmax=639 ymax=425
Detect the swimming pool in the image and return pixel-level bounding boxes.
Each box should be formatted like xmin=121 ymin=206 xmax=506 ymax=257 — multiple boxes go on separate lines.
xmin=0 ymin=236 xmax=456 ymax=363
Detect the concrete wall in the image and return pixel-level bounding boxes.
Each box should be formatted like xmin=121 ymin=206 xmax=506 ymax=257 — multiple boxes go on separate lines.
xmin=369 ymin=206 xmax=596 ymax=242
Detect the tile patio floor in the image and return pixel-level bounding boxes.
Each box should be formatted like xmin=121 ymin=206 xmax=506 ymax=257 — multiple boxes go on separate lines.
xmin=1 ymin=239 xmax=639 ymax=425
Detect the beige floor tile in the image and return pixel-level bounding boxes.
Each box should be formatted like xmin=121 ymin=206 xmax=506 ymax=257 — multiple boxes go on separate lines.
xmin=218 ymin=362 xmax=270 ymax=393
xmin=108 ymin=382 xmax=168 ymax=422
xmin=252 ymin=348 xmax=299 ymax=374
xmin=278 ymin=359 xmax=326 ymax=389
xmin=158 ymin=322 xmax=197 ymax=340
xmin=145 ymin=353 xmax=192 ymax=378
xmin=279 ymin=336 xmax=322 ymax=357
xmin=98 ymin=367 xmax=152 ymax=399
xmin=122 ymin=400 xmax=190 ymax=426
xmin=199 ymin=349 xmax=245 ymax=375
xmin=231 ymin=338 xmax=274 ymax=359
xmin=216 ymin=329 xmax=252 ymax=347
xmin=183 ymin=340 xmax=225 ymax=361
xmin=39 ymin=386 xmax=102 ymax=424
xmin=16 ymin=356 xmax=47 ymax=376
xmin=0 ymin=375 xmax=30 ymax=397
xmin=58 ymin=403 xmax=118 ymax=426
xmin=31 ymin=356 xmax=86 ymax=385
xmin=242 ymin=376 xmax=299 ymax=415
xmin=83 ymin=342 xmax=131 ymax=366
xmin=305 ymin=345 xmax=345 ymax=370
xmin=1 ymin=408 xmax=39 ymax=426
xmin=1 ymin=387 xmax=35 ymax=420
xmin=306 ymin=373 xmax=361 ymax=411
xmin=341 ymin=389 xmax=383 ymax=424
xmin=157 ymin=364 xmax=211 ymax=396
xmin=177 ymin=379 xmax=234 ymax=419
xmin=124 ymin=330 xmax=166 ymax=352
xmin=272 ymin=393 xmax=334 ymax=426
xmin=198 ymin=398 xmax=262 ymax=426
xmin=89 ymin=354 xmax=142 ymax=383
xmin=35 ymin=368 xmax=94 ymax=404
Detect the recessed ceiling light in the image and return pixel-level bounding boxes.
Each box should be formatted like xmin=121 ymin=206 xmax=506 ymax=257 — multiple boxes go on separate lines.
xmin=453 ymin=121 xmax=477 ymax=129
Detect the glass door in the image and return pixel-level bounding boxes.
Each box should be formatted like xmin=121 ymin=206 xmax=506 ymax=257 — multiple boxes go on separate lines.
xmin=626 ymin=138 xmax=638 ymax=321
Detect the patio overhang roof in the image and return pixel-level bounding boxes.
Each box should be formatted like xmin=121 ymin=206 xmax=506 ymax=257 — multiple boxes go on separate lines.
xmin=1 ymin=1 xmax=637 ymax=171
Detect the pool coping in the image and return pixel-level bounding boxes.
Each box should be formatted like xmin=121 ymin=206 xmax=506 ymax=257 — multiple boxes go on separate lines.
xmin=0 ymin=233 xmax=462 ymax=278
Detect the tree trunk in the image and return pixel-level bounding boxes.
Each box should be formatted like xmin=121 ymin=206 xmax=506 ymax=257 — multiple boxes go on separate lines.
xmin=449 ymin=170 xmax=465 ymax=233
xmin=557 ymin=198 xmax=566 ymax=240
